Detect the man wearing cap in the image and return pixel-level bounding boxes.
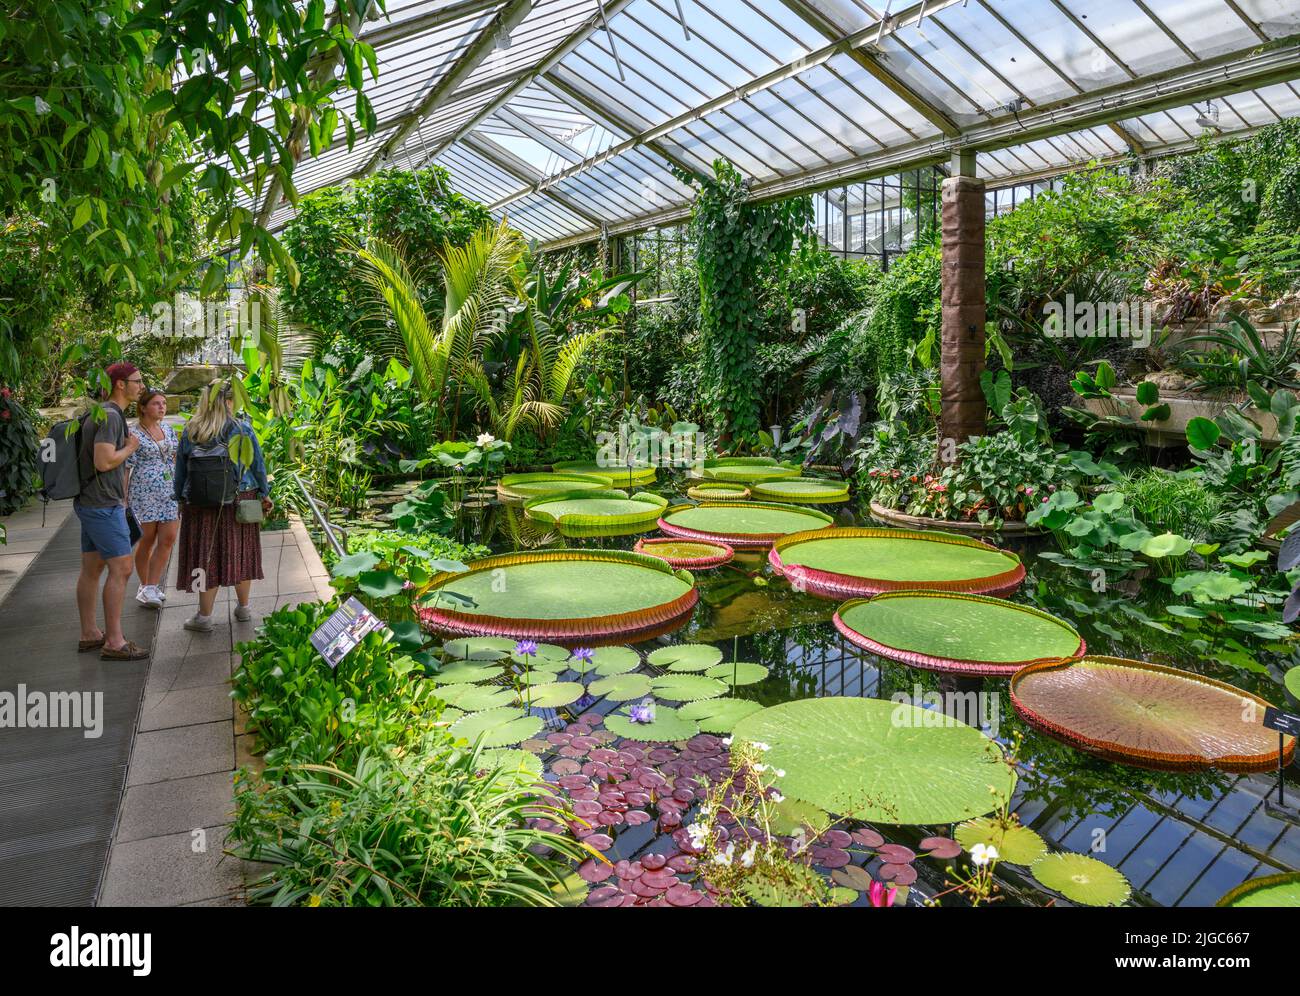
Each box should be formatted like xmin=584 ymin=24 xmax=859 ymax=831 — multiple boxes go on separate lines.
xmin=75 ymin=362 xmax=150 ymax=660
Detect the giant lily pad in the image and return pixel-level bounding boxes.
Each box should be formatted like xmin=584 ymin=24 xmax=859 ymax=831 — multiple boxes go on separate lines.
xmin=650 ymin=673 xmax=728 ymax=702
xmin=525 ymin=489 xmax=667 ymax=528
xmin=678 ymin=696 xmax=764 ymax=733
xmin=605 ymin=704 xmax=699 ymax=743
xmin=731 ymin=697 xmax=1014 ymax=825
xmin=1010 ymin=656 xmax=1296 ymax=772
xmin=419 ymin=549 xmax=697 ymax=645
xmin=687 ymin=482 xmax=751 ymax=501
xmin=497 ymin=472 xmax=612 ymax=501
xmin=648 ymin=643 xmax=723 ymax=672
xmin=1216 ymin=872 xmax=1300 ymax=907
xmin=633 ymin=537 xmax=735 ymax=569
xmin=770 ymin=527 xmax=1024 ymax=600
xmin=750 ymin=477 xmax=850 ymax=504
xmin=660 ymin=501 xmax=834 ymax=548
xmin=1031 ymin=853 xmax=1130 ymax=907
xmin=698 ymin=457 xmax=801 ymax=484
xmin=450 ymin=707 xmax=544 ymax=748
xmin=955 ymin=817 xmax=1047 ymax=866
xmin=835 ymin=591 xmax=1083 ymax=677
xmin=552 ymin=460 xmax=656 ymax=487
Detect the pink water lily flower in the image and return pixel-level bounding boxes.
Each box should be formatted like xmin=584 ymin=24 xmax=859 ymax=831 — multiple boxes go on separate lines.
xmin=868 ymin=879 xmax=898 ymax=908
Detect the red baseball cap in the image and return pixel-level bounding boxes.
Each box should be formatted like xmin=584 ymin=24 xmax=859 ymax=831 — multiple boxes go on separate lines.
xmin=105 ymin=361 xmax=139 ymax=390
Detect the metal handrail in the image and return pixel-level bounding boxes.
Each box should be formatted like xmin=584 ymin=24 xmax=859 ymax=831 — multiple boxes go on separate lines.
xmin=292 ymin=471 xmax=348 ymax=557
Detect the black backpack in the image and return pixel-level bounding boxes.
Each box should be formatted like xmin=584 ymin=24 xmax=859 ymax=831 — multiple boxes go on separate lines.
xmin=185 ymin=425 xmax=243 ymax=507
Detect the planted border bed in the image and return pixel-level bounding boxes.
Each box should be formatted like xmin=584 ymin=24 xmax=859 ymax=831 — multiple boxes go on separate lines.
xmin=418 ymin=549 xmax=698 ymax=646
xmin=769 ymin=527 xmax=1025 ymax=599
xmin=633 ymin=537 xmax=735 ymax=569
xmin=834 ymin=591 xmax=1084 ymax=677
xmin=1010 ymin=655 xmax=1297 ymax=772
xmin=658 ymin=501 xmax=834 ymax=549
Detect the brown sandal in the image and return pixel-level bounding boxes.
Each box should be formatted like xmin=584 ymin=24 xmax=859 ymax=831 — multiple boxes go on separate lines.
xmin=78 ymin=637 xmax=105 ymax=653
xmin=101 ymin=641 xmax=150 ymax=661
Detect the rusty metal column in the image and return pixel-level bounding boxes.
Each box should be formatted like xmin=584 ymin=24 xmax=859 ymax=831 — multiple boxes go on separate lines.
xmin=938 ymin=152 xmax=986 ymax=464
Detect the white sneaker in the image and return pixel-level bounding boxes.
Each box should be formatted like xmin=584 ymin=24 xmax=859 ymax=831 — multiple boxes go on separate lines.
xmin=135 ymin=585 xmax=151 ymax=605
xmin=184 ymin=614 xmax=215 ymax=633
xmin=155 ymin=587 xmax=167 ymax=602
xmin=234 ymin=603 xmax=252 ymax=622
xmin=141 ymin=585 xmax=163 ymax=609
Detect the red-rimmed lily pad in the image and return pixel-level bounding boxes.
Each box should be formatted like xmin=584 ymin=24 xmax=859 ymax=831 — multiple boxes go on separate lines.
xmin=1010 ymin=655 xmax=1297 ymax=772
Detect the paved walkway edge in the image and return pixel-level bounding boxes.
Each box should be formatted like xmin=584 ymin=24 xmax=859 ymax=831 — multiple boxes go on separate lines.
xmin=99 ymin=516 xmax=334 ymax=906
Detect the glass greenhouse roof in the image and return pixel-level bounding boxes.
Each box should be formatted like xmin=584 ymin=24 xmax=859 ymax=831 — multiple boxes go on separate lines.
xmin=251 ymin=0 xmax=1300 ymax=248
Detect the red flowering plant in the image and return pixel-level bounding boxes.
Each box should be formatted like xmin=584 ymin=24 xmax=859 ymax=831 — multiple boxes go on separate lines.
xmin=853 ymin=421 xmax=934 ymax=510
xmin=0 ymin=387 xmax=41 ymax=517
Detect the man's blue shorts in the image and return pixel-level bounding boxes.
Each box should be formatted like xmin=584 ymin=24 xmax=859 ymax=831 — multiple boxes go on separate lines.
xmin=75 ymin=503 xmax=133 ymax=560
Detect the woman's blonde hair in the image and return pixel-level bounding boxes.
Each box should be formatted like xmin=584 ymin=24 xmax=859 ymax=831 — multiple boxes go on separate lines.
xmin=186 ymin=379 xmax=236 ymax=445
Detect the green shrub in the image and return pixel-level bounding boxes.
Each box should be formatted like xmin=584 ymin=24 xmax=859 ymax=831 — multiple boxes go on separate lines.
xmin=231 ymin=600 xmax=444 ymax=767
xmin=0 ymin=388 xmax=39 ymax=515
xmin=1116 ymin=468 xmax=1226 ymax=541
xmin=230 ymin=731 xmax=592 ymax=907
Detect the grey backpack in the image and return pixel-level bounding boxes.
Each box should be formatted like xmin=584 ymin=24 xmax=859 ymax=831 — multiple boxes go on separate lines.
xmin=39 ymin=414 xmax=92 ymax=501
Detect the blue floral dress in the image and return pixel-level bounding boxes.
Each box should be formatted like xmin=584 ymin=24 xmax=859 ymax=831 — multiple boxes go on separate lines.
xmin=127 ymin=423 xmax=180 ymax=523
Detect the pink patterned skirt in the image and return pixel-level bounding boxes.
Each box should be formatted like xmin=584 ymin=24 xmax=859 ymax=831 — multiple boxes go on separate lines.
xmin=176 ymin=490 xmax=264 ymax=591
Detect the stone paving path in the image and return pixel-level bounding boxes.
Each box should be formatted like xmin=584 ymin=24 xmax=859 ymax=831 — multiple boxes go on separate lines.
xmin=0 ymin=499 xmax=332 ymax=906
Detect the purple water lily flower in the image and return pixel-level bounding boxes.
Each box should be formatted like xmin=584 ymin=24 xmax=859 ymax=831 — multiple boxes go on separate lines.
xmin=629 ymin=698 xmax=655 ymax=724
xmin=571 ymin=647 xmax=594 ymax=664
xmin=514 ymin=640 xmax=538 ymax=657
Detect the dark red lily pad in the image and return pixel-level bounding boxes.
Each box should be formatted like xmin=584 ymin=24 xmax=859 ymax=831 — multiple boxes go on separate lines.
xmin=919 ymin=836 xmax=962 ymax=859
xmin=851 ymin=828 xmax=885 ymax=848
xmin=878 ymin=862 xmax=918 ymax=885
xmin=666 ymin=884 xmax=702 ymax=906
xmin=876 ymin=843 xmax=916 ymax=864
xmin=578 ymin=858 xmax=614 ymax=883
xmin=586 ymin=885 xmax=621 ymax=905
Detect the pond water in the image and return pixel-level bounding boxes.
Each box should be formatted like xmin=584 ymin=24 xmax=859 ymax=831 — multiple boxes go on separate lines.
xmin=339 ymin=477 xmax=1300 ymax=907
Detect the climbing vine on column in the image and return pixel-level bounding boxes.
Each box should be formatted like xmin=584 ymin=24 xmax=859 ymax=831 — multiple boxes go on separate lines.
xmin=687 ymin=160 xmax=812 ymax=443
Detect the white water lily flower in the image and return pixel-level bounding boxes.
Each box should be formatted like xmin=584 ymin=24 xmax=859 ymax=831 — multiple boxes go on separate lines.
xmin=970 ymin=842 xmax=999 ymax=867
xmin=686 ymin=822 xmax=709 ymax=849
xmin=740 ymin=843 xmax=757 ymax=868
xmin=721 ymin=736 xmax=732 ymax=746
xmin=712 ymin=842 xmax=735 ymax=866
xmin=476 ymin=433 xmax=495 ymax=447
xmin=770 ymin=791 xmax=785 ymax=803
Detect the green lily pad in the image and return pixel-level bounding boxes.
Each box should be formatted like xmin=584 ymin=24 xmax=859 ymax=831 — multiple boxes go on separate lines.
xmin=588 ymin=672 xmax=652 ymax=701
xmin=518 ymin=681 xmax=585 ymax=709
xmin=955 ymin=817 xmax=1047 ymax=866
xmin=678 ymin=697 xmax=764 ymax=733
xmin=527 ymin=656 xmax=571 ymax=673
xmin=591 ymin=646 xmax=641 ymax=676
xmin=704 ymin=661 xmax=769 ymax=686
xmin=435 ymin=706 xmax=464 ymax=724
xmin=450 ymin=707 xmax=545 ymax=749
xmin=430 ymin=662 xmax=505 ymax=685
xmin=1284 ymin=666 xmax=1300 ymax=702
xmin=443 ymin=684 xmax=517 ymax=712
xmin=648 ymin=643 xmax=723 ymax=671
xmin=1216 ymin=872 xmax=1300 ymax=907
xmin=650 ymin=673 xmax=728 ymax=702
xmin=605 ymin=705 xmax=699 ymax=743
xmin=766 ymin=797 xmax=829 ymax=837
xmin=731 ymin=697 xmax=1015 ymax=825
xmin=443 ymin=637 xmax=517 ymax=660
xmin=1031 ymin=853 xmax=1130 ymax=906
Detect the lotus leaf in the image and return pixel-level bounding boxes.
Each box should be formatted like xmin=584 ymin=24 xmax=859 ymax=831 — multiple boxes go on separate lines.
xmin=731 ymin=697 xmax=1014 ymax=825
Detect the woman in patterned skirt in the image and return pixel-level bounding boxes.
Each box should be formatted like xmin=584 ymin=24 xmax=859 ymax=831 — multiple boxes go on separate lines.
xmin=173 ymin=379 xmax=272 ymax=632
xmin=126 ymin=387 xmax=180 ymax=609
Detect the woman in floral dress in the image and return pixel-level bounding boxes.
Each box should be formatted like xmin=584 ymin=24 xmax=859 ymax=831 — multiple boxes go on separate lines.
xmin=127 ymin=388 xmax=180 ymax=609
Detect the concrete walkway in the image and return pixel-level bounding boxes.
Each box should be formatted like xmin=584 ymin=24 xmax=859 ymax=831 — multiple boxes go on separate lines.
xmin=99 ymin=517 xmax=333 ymax=906
xmin=0 ymin=498 xmax=333 ymax=906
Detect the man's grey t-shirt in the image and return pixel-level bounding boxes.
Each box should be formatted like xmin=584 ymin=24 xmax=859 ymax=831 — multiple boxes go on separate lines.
xmin=76 ymin=402 xmax=128 ymax=509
